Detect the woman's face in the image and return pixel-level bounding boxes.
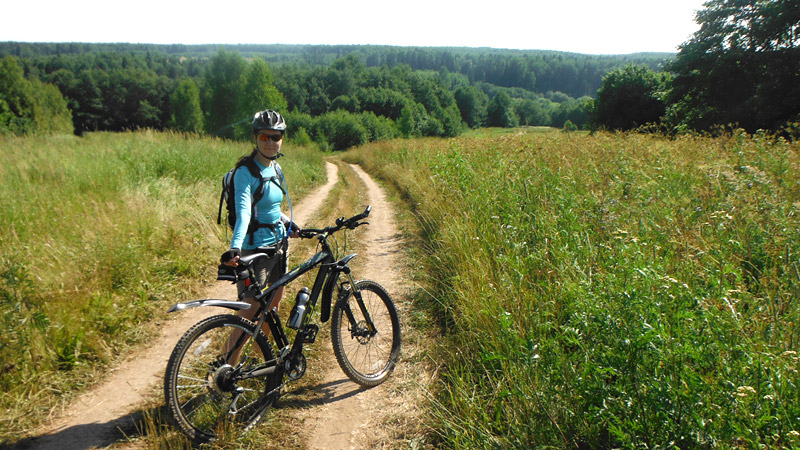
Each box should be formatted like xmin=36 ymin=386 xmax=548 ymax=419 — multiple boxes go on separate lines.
xmin=255 ymin=130 xmax=283 ymax=158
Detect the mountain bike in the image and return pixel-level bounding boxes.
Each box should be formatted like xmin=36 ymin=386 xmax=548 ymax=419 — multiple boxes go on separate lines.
xmin=163 ymin=206 xmax=401 ymax=442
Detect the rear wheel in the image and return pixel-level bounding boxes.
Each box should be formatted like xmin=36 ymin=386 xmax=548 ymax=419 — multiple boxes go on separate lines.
xmin=331 ymin=280 xmax=401 ymax=387
xmin=164 ymin=314 xmax=280 ymax=442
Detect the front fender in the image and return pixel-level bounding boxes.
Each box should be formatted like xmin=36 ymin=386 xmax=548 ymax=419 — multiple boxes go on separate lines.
xmin=167 ymin=299 xmax=251 ymax=313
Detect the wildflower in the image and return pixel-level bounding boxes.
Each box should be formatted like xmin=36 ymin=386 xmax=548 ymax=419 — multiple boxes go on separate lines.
xmin=736 ymin=386 xmax=756 ymax=397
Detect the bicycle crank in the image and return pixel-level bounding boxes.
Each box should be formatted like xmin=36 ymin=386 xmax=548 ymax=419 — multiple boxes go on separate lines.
xmin=285 ymin=353 xmax=307 ymax=381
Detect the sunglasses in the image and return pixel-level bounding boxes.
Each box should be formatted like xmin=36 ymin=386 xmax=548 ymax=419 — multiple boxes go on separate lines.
xmin=257 ymin=134 xmax=283 ymax=142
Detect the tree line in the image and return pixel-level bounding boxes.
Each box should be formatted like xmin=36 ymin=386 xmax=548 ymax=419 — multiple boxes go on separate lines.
xmin=3 ymin=0 xmax=796 ymax=142
xmin=0 ymin=44 xmax=617 ymax=146
xmin=2 ymin=41 xmax=670 ymax=98
xmin=589 ymin=0 xmax=799 ymax=134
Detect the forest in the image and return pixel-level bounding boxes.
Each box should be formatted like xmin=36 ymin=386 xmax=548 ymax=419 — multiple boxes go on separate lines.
xmin=0 ymin=42 xmax=669 ymax=147
xmin=2 ymin=0 xmax=799 ymax=143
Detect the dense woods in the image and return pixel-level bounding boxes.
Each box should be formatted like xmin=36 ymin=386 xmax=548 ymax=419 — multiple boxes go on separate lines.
xmin=591 ymin=0 xmax=799 ymax=133
xmin=2 ymin=0 xmax=798 ymax=141
xmin=0 ymin=42 xmax=668 ymax=143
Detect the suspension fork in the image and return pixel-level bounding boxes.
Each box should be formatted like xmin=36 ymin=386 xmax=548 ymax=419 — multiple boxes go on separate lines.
xmin=340 ymin=271 xmax=377 ymax=336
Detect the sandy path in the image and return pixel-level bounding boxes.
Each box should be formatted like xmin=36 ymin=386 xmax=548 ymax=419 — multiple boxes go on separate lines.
xmin=302 ymin=164 xmax=407 ymax=450
xmin=26 ymin=162 xmax=340 ymax=450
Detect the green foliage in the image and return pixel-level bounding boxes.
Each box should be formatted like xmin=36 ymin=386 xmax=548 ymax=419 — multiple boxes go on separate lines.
xmin=346 ymin=130 xmax=800 ymax=449
xmin=235 ymin=58 xmax=288 ymax=139
xmin=317 ymin=109 xmax=369 ymax=150
xmin=284 ymin=108 xmax=397 ymax=150
xmin=487 ymin=91 xmax=518 ymax=128
xmin=0 ymin=56 xmax=72 ymax=135
xmin=591 ymin=64 xmax=669 ymax=131
xmin=515 ymin=97 xmax=551 ymax=126
xmin=552 ymin=95 xmax=592 ymax=129
xmin=289 ymin=126 xmax=312 ymax=146
xmin=2 ymin=42 xmax=672 ymax=98
xmin=356 ymin=87 xmax=408 ymax=119
xmin=454 ymin=85 xmax=489 ymax=128
xmin=331 ymin=94 xmax=360 ymax=112
xmin=169 ymin=78 xmax=204 ymax=132
xmin=204 ymin=49 xmax=247 ymax=137
xmin=358 ymin=111 xmax=399 ymax=142
xmin=667 ymin=0 xmax=800 ymax=132
xmin=1 ymin=44 xmax=622 ymax=137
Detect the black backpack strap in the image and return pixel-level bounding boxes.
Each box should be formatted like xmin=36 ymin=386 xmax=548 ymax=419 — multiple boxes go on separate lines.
xmin=240 ymin=157 xmax=273 ymax=202
xmin=246 ymin=220 xmax=281 ymax=245
xmin=217 ymin=188 xmax=225 ymax=225
xmin=263 ymin=162 xmax=286 ymax=196
xmin=274 ymin=162 xmax=286 ymax=192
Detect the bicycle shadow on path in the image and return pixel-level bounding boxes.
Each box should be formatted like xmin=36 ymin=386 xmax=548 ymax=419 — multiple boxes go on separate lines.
xmin=278 ymin=377 xmax=367 ymax=410
xmin=3 ymin=409 xmax=145 ymax=450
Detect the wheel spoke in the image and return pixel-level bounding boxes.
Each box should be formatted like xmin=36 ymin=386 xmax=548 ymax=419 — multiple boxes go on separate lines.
xmin=331 ymin=281 xmax=401 ymax=387
xmin=164 ymin=315 xmax=281 ymax=442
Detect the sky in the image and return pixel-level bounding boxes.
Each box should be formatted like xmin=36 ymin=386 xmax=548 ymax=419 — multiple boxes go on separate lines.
xmin=2 ymin=0 xmax=708 ymax=55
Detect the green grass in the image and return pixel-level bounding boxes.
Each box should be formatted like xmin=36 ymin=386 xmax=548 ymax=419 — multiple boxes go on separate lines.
xmin=345 ymin=129 xmax=800 ymax=449
xmin=5 ymin=127 xmax=800 ymax=449
xmin=0 ymin=130 xmax=325 ymax=443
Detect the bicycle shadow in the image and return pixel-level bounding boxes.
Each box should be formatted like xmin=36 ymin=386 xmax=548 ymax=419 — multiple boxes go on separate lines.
xmin=4 ymin=379 xmax=367 ymax=450
xmin=277 ymin=377 xmax=368 ymax=409
xmin=2 ymin=409 xmax=148 ymax=450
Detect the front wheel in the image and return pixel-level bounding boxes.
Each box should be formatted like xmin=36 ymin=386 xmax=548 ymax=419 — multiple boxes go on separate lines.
xmin=331 ymin=280 xmax=401 ymax=387
xmin=163 ymin=314 xmax=281 ymax=443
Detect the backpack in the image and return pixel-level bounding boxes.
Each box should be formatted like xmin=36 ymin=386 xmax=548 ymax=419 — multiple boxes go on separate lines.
xmin=217 ymin=157 xmax=286 ymax=244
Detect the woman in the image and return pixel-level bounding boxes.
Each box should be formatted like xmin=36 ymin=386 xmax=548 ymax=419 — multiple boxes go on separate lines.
xmin=221 ymin=109 xmax=298 ymax=361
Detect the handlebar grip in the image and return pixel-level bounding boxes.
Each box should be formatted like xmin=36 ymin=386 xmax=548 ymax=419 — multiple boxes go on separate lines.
xmin=352 ymin=205 xmax=372 ymax=222
xmin=298 ymin=229 xmax=321 ymax=239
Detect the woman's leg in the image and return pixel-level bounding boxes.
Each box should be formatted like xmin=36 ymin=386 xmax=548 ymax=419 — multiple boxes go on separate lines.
xmin=225 ymin=287 xmax=285 ymax=364
xmin=223 ymin=249 xmax=287 ymax=364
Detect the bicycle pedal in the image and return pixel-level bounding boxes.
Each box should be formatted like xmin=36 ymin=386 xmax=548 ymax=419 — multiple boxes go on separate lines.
xmin=302 ymin=324 xmax=319 ymax=343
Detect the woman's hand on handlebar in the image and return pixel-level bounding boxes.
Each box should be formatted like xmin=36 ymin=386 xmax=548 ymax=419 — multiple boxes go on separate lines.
xmin=288 ymin=221 xmax=301 ymax=239
xmin=220 ymin=248 xmax=241 ymax=267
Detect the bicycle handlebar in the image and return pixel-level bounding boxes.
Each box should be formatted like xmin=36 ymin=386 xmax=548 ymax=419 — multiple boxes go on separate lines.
xmin=299 ymin=206 xmax=372 ymax=239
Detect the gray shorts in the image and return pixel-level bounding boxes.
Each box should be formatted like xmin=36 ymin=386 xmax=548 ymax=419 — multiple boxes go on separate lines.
xmin=236 ymin=245 xmax=287 ymax=297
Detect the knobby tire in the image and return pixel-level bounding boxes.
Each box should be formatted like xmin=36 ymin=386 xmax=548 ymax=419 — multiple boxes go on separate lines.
xmin=331 ymin=280 xmax=401 ymax=387
xmin=163 ymin=314 xmax=280 ymax=443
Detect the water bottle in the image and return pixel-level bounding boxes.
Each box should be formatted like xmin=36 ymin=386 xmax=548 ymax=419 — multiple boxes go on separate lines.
xmin=288 ymin=287 xmax=310 ymax=329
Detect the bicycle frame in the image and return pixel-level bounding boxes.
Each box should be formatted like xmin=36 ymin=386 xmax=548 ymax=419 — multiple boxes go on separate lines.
xmin=163 ymin=206 xmax=402 ymax=440
xmin=168 ymin=206 xmax=378 ymax=384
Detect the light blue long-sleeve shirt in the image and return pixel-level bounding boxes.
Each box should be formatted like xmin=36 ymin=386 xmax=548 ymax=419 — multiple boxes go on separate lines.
xmin=230 ymin=159 xmax=286 ymax=250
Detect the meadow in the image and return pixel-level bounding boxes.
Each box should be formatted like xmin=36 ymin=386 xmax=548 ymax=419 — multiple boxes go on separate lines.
xmin=2 ymin=127 xmax=799 ymax=449
xmin=0 ymin=131 xmax=325 ymax=441
xmin=345 ymin=128 xmax=800 ymax=448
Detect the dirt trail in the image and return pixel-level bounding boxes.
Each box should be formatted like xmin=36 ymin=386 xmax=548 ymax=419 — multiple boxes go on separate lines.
xmin=27 ymin=162 xmax=340 ymax=450
xmin=25 ymin=161 xmax=419 ymax=450
xmin=301 ymin=164 xmax=407 ymax=450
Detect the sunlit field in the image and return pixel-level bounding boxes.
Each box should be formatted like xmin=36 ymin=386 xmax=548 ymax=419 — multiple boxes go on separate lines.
xmin=346 ymin=128 xmax=800 ymax=449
